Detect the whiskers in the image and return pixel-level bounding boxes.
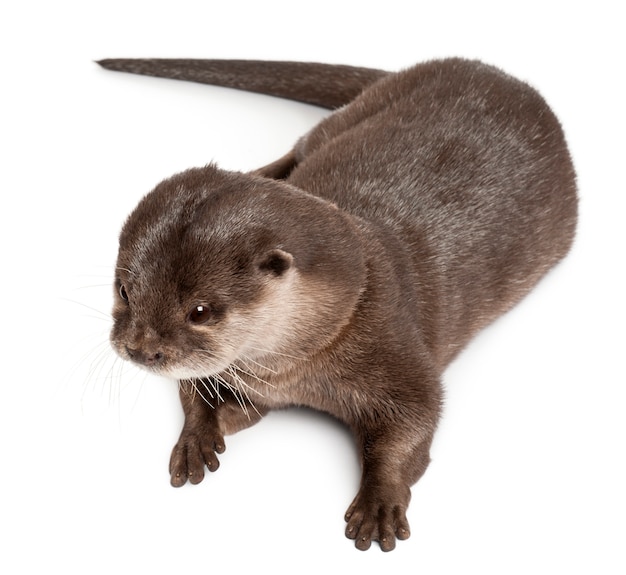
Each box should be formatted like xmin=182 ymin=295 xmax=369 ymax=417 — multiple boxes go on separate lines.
xmin=62 ymin=268 xmax=149 ymax=418
xmin=188 ymin=349 xmax=284 ymax=419
xmin=64 ymin=321 xmax=149 ymax=418
xmin=186 ymin=377 xmax=219 ymax=409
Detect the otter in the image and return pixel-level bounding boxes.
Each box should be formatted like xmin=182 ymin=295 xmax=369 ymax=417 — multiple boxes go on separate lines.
xmin=100 ymin=58 xmax=577 ymax=551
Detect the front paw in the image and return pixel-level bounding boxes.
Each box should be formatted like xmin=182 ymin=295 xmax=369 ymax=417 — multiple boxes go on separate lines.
xmin=169 ymin=428 xmax=225 ymax=487
xmin=344 ymin=487 xmax=411 ymax=551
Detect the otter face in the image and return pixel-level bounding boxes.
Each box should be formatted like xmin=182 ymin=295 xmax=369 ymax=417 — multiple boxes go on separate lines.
xmin=109 ymin=166 xmax=301 ymax=379
xmin=110 ymin=242 xmax=296 ymax=380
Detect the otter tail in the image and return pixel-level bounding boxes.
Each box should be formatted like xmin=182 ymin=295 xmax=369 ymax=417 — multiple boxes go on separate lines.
xmin=96 ymin=58 xmax=388 ymax=110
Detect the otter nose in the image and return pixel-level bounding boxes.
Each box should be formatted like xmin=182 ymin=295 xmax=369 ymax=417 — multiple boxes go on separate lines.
xmin=125 ymin=346 xmax=165 ymax=367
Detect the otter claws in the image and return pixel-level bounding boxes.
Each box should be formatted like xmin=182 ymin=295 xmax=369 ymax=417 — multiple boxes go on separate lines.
xmin=344 ymin=492 xmax=411 ymax=551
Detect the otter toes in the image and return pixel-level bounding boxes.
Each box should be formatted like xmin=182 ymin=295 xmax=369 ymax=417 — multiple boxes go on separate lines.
xmin=169 ymin=431 xmax=225 ymax=487
xmin=345 ymin=495 xmax=411 ymax=552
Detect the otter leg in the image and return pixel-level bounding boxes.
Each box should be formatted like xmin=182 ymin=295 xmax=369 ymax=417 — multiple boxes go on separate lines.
xmin=169 ymin=379 xmax=267 ymax=487
xmin=345 ymin=425 xmax=434 ymax=551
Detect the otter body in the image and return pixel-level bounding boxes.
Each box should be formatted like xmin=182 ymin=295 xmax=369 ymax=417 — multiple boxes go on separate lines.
xmin=102 ymin=58 xmax=577 ymax=551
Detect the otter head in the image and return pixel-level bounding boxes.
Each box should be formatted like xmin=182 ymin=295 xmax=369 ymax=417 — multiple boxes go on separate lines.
xmin=109 ymin=165 xmax=365 ymax=381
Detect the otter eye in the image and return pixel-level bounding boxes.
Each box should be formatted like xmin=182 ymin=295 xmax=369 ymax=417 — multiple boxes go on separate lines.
xmin=118 ymin=284 xmax=129 ymax=302
xmin=188 ymin=305 xmax=212 ymax=325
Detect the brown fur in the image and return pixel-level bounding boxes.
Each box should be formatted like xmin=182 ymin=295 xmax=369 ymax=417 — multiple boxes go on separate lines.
xmin=104 ymin=58 xmax=577 ymax=551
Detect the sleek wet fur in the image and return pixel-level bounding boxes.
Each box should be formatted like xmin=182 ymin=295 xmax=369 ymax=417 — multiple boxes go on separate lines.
xmin=100 ymin=58 xmax=577 ymax=551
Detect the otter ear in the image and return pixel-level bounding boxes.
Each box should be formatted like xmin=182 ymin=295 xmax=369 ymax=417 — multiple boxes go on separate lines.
xmin=258 ymin=249 xmax=293 ymax=277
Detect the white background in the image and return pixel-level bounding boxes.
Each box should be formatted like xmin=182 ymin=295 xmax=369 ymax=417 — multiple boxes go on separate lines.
xmin=1 ymin=1 xmax=624 ymax=573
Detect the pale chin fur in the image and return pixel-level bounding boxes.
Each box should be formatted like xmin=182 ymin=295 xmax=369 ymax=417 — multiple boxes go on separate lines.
xmin=162 ymin=364 xmax=226 ymax=381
